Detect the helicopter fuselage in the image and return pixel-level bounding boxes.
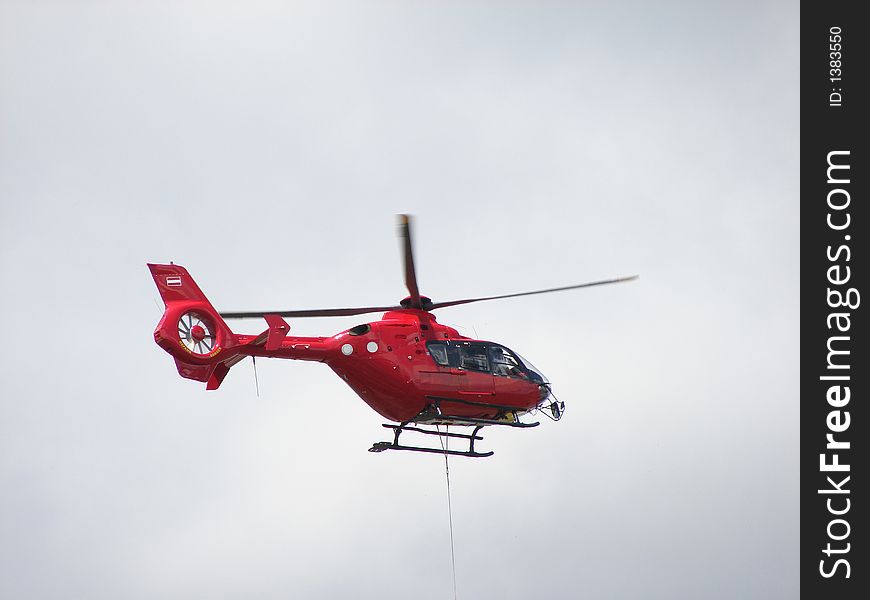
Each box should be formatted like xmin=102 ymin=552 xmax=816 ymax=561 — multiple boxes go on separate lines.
xmin=231 ymin=310 xmax=547 ymax=423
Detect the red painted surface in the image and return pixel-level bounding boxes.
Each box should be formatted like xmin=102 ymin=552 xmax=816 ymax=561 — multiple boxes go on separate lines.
xmin=148 ymin=264 xmax=547 ymax=423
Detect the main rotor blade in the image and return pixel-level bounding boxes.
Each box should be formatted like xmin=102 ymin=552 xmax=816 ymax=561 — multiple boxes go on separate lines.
xmin=220 ymin=305 xmax=402 ymax=319
xmin=427 ymin=275 xmax=639 ymax=311
xmin=398 ymin=214 xmax=422 ymax=308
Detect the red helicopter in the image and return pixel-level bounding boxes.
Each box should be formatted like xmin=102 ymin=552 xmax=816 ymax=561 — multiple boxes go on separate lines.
xmin=148 ymin=215 xmax=636 ymax=457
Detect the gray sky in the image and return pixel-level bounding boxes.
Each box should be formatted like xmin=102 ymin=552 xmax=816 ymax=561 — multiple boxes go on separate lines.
xmin=1 ymin=1 xmax=798 ymax=598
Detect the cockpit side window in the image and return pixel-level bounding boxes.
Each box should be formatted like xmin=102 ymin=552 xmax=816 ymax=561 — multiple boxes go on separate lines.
xmin=426 ymin=341 xmax=496 ymax=373
xmin=457 ymin=343 xmax=489 ymax=373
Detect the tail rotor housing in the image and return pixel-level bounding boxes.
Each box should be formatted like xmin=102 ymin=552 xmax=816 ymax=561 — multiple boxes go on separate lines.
xmin=148 ymin=263 xmax=238 ymax=382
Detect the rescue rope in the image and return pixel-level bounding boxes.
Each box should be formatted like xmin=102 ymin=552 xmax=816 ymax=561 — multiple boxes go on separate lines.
xmin=437 ymin=426 xmax=458 ymax=600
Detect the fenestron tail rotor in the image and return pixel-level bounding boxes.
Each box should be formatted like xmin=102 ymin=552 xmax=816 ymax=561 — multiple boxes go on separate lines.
xmin=178 ymin=311 xmax=216 ymax=355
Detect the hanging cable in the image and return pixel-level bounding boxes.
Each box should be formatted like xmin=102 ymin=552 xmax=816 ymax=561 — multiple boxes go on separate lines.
xmin=252 ymin=356 xmax=260 ymax=398
xmin=437 ymin=425 xmax=458 ymax=600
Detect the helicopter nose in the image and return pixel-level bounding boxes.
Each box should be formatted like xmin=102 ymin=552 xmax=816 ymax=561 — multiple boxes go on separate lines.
xmin=538 ymin=383 xmax=551 ymax=401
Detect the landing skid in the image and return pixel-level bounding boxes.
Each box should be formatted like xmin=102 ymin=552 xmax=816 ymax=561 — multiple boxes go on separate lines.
xmin=369 ymin=424 xmax=493 ymax=458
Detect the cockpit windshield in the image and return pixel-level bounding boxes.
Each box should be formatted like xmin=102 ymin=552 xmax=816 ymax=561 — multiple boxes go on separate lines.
xmin=514 ymin=352 xmax=549 ymax=385
xmin=488 ymin=345 xmax=527 ymax=379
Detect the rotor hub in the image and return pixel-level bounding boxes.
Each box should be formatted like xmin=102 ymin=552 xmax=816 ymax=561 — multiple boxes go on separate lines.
xmin=400 ymin=295 xmax=433 ymax=310
xmin=190 ymin=325 xmax=206 ymax=341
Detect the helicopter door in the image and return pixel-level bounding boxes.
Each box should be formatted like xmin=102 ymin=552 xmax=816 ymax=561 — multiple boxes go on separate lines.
xmin=419 ymin=342 xmax=463 ymax=395
xmin=453 ymin=342 xmax=495 ymax=396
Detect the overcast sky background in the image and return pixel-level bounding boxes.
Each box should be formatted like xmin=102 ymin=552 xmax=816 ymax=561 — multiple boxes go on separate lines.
xmin=1 ymin=1 xmax=798 ymax=598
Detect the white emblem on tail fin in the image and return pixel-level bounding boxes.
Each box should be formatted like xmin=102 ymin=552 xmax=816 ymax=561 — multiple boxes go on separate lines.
xmin=166 ymin=276 xmax=182 ymax=287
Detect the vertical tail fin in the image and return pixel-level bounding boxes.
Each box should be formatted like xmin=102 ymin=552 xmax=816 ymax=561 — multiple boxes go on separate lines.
xmin=149 ymin=263 xmax=223 ymax=310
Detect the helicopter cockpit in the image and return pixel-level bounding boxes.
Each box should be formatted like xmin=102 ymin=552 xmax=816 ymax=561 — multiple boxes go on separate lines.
xmin=425 ymin=340 xmax=549 ymax=385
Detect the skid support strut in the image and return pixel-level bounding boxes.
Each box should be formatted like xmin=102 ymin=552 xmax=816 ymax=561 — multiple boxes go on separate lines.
xmin=368 ymin=395 xmax=547 ymax=457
